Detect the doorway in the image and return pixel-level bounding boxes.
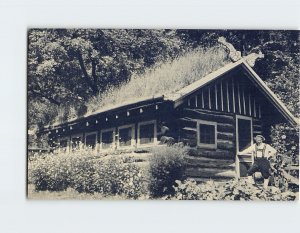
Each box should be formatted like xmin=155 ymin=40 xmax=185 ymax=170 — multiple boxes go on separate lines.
xmin=236 ymin=115 xmax=253 ymax=177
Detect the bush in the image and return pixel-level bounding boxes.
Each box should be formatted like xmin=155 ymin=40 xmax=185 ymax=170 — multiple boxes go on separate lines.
xmin=29 ymin=154 xmax=72 ymax=191
xmin=270 ymin=123 xmax=299 ymax=191
xmin=70 ymin=156 xmax=98 ymax=193
xmin=171 ymin=179 xmax=297 ymax=201
xmin=28 ymin=151 xmax=149 ymax=199
xmin=149 ymin=145 xmax=187 ymax=197
xmin=92 ymin=157 xmax=149 ymax=199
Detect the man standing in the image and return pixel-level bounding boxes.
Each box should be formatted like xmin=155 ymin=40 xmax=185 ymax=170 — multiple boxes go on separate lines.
xmin=240 ymin=135 xmax=277 ymax=189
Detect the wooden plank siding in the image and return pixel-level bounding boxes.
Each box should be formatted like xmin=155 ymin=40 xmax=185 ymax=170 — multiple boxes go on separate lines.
xmin=185 ymin=76 xmax=263 ymax=121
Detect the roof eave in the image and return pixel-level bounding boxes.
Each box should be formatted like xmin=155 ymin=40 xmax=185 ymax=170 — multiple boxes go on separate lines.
xmin=241 ymin=61 xmax=299 ymax=127
xmin=169 ymin=58 xmax=298 ymax=127
xmin=42 ymin=95 xmax=165 ymax=131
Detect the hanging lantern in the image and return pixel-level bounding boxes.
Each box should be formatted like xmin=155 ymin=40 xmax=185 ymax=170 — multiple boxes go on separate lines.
xmin=86 ymin=122 xmax=89 ymax=126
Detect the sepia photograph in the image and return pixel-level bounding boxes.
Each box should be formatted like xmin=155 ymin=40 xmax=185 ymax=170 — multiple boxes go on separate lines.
xmin=27 ymin=29 xmax=299 ymax=201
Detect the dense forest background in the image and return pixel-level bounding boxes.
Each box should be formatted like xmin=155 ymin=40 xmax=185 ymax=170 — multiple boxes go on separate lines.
xmin=27 ymin=30 xmax=299 ymax=135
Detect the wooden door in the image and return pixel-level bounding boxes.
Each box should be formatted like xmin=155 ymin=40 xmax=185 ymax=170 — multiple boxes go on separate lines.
xmin=236 ymin=115 xmax=253 ymax=177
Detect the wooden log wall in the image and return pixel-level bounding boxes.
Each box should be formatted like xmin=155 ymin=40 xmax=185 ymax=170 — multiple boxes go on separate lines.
xmin=252 ymin=118 xmax=263 ymax=136
xmin=178 ymin=108 xmax=235 ymax=159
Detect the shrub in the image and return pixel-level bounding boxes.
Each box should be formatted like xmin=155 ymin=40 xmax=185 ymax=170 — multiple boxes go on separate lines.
xmin=149 ymin=145 xmax=187 ymax=197
xmin=29 ymin=154 xmax=72 ymax=191
xmin=171 ymin=179 xmax=297 ymax=201
xmin=92 ymin=157 xmax=149 ymax=199
xmin=69 ymin=156 xmax=98 ymax=193
xmin=28 ymin=151 xmax=149 ymax=199
xmin=270 ymin=123 xmax=299 ymax=191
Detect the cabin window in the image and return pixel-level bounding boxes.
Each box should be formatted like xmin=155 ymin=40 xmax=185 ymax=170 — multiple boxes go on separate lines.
xmin=100 ymin=128 xmax=115 ymax=150
xmin=85 ymin=132 xmax=97 ymax=150
xmin=118 ymin=124 xmax=135 ymax=148
xmin=138 ymin=120 xmax=157 ymax=145
xmin=197 ymin=120 xmax=217 ymax=148
xmin=71 ymin=134 xmax=83 ymax=151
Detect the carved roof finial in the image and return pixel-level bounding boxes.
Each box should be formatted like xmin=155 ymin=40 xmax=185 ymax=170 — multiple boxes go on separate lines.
xmin=218 ymin=37 xmax=242 ymax=62
xmin=245 ymin=51 xmax=265 ymax=67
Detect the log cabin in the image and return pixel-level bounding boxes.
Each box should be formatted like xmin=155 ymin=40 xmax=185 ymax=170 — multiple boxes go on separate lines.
xmin=40 ymin=42 xmax=298 ymax=181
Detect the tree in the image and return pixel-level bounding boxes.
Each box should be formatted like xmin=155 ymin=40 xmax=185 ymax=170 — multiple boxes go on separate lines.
xmin=28 ymin=29 xmax=183 ymax=128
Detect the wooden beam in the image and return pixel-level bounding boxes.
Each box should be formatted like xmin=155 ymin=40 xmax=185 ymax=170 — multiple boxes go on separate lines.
xmin=232 ymin=79 xmax=235 ymax=113
xmin=217 ymin=140 xmax=234 ymax=150
xmin=182 ymin=127 xmax=197 ymax=132
xmin=249 ymin=93 xmax=252 ymax=116
xmin=258 ymin=104 xmax=261 ymax=118
xmin=208 ymin=87 xmax=211 ymax=109
xmin=242 ymin=86 xmax=246 ymax=115
xmin=190 ymin=107 xmax=233 ymax=116
xmin=182 ymin=109 xmax=234 ymax=124
xmin=253 ymin=97 xmax=256 ymax=117
xmin=217 ymin=123 xmax=234 ymax=133
xmin=281 ymin=169 xmax=299 ymax=185
xmin=237 ymin=83 xmax=241 ymax=114
xmin=178 ymin=117 xmax=197 ymax=128
xmin=226 ymin=81 xmax=230 ymax=112
xmin=201 ymin=90 xmax=204 ymax=108
xmin=217 ymin=132 xmax=234 ymax=141
xmin=215 ymin=84 xmax=218 ymax=110
xmin=221 ymin=81 xmax=224 ymax=111
xmin=184 ymin=108 xmax=234 ymax=117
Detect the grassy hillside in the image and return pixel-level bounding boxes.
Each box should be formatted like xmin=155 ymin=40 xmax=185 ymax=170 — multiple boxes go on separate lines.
xmin=85 ymin=46 xmax=230 ymax=115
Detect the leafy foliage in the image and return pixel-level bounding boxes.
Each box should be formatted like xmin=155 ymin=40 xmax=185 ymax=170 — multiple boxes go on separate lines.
xmin=28 ymin=147 xmax=298 ymax=200
xmin=148 ymin=145 xmax=187 ymax=197
xmin=171 ymin=179 xmax=297 ymax=201
xmin=28 ymin=151 xmax=149 ymax=199
xmin=28 ymin=29 xmax=183 ymax=128
xmin=270 ymin=123 xmax=299 ymax=190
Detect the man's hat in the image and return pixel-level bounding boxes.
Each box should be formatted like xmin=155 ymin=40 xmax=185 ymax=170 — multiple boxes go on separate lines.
xmin=254 ymin=134 xmax=265 ymax=141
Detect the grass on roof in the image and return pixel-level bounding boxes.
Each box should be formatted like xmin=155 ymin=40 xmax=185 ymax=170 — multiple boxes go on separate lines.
xmin=85 ymin=46 xmax=230 ymax=115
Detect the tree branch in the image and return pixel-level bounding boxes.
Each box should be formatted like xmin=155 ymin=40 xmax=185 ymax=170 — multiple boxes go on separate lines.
xmin=30 ymin=89 xmax=61 ymax=105
xmin=76 ymin=51 xmax=99 ymax=95
xmin=91 ymin=60 xmax=98 ymax=84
